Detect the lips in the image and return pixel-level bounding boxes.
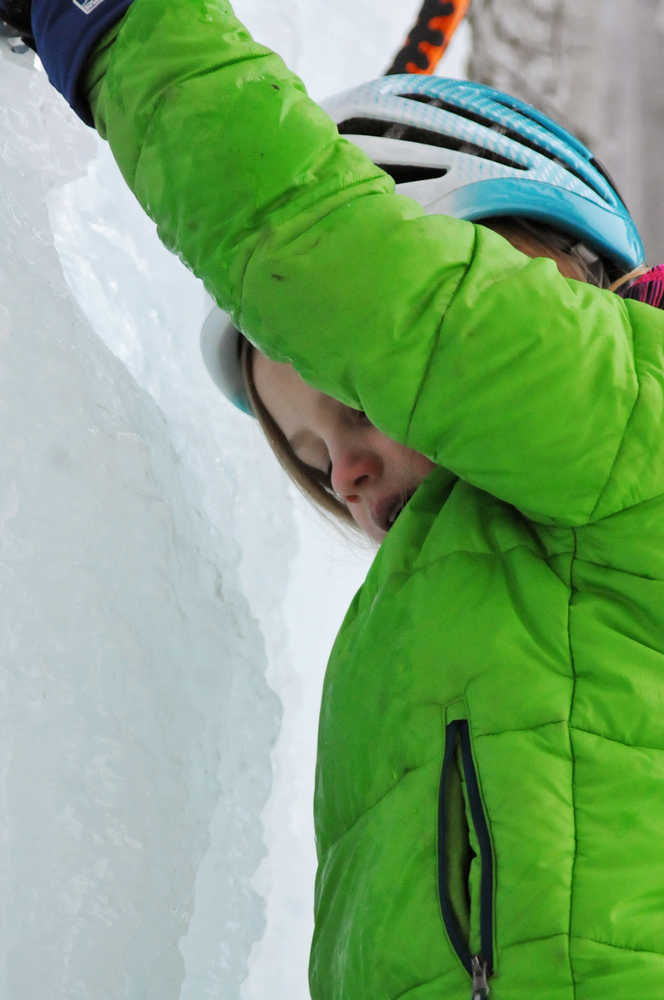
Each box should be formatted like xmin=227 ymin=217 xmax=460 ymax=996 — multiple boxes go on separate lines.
xmin=373 ymin=490 xmax=415 ymax=533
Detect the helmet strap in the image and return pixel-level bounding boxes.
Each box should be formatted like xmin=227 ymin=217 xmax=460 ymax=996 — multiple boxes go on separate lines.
xmin=608 ymin=264 xmax=650 ymax=295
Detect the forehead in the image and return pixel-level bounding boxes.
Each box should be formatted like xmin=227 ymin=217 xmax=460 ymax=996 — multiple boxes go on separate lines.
xmin=252 ymin=352 xmax=324 ymax=440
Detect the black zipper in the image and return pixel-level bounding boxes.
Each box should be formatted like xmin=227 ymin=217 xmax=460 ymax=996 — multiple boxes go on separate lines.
xmin=437 ymin=719 xmax=494 ymax=999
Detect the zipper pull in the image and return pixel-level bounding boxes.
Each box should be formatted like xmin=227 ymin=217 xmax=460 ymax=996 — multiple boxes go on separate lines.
xmin=470 ymin=955 xmax=490 ymax=1000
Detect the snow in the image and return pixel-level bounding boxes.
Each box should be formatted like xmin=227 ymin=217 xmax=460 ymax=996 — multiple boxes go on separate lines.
xmin=0 ymin=4 xmax=469 ymax=997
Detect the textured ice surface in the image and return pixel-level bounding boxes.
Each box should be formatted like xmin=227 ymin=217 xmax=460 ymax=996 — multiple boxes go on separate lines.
xmin=0 ymin=2 xmax=468 ymax=997
xmin=0 ymin=41 xmax=289 ymax=1000
xmin=0 ymin=42 xmax=287 ymax=1000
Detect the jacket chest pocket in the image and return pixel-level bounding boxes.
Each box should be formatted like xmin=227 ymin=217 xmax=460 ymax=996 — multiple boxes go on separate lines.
xmin=438 ymin=719 xmax=495 ymax=999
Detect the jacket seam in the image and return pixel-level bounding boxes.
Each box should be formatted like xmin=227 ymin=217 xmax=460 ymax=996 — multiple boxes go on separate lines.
xmin=501 ymin=931 xmax=570 ymax=950
xmin=571 ymin=935 xmax=664 ymax=958
xmin=588 ymin=344 xmax=641 ymax=521
xmin=477 ymin=722 xmax=664 ymax=753
xmin=411 ymin=539 xmax=570 ymax=575
xmin=404 ymin=223 xmax=479 ymax=448
xmin=583 ymin=489 xmax=664 ymax=526
xmin=571 ymin=725 xmax=664 ymax=753
xmin=322 ymin=753 xmax=443 ymax=851
xmin=560 ymin=553 xmax=663 ymax=582
xmin=411 ymin=544 xmax=663 ymax=584
xmin=566 ymin=529 xmax=579 ymax=1000
xmin=477 ymin=719 xmax=569 ymax=738
xmin=502 ymin=931 xmax=664 ymax=960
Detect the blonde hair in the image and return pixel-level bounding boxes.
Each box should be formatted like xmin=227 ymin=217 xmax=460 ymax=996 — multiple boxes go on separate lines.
xmin=241 ymin=219 xmax=645 ymax=524
xmin=484 ymin=217 xmax=648 ymax=292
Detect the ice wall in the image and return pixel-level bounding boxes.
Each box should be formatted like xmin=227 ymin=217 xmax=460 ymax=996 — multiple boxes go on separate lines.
xmin=0 ymin=39 xmax=286 ymax=1000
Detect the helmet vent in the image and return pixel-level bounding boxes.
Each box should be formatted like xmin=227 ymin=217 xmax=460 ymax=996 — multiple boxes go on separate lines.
xmin=399 ymin=93 xmax=607 ymax=200
xmin=337 ymin=117 xmax=526 ymax=171
xmin=375 ymin=163 xmax=449 ymax=184
xmin=590 ymin=156 xmax=627 ymax=208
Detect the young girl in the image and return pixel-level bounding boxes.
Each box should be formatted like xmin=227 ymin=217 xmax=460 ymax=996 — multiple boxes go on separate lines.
xmin=11 ymin=0 xmax=664 ymax=996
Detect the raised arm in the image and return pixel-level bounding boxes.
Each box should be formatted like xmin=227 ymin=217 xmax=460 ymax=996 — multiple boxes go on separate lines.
xmin=30 ymin=0 xmax=664 ymax=526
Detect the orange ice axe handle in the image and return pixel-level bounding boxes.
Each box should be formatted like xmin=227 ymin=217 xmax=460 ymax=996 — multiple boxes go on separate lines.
xmin=385 ymin=0 xmax=470 ymax=76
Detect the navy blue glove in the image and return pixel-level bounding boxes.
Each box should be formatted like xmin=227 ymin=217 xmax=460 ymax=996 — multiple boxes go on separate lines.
xmin=28 ymin=0 xmax=133 ymax=125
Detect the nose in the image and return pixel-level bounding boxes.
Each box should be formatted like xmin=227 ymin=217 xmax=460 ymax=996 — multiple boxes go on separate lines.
xmin=330 ymin=446 xmax=382 ymax=503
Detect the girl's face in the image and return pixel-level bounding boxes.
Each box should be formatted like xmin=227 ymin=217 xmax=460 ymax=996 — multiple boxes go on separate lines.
xmin=253 ymin=353 xmax=436 ymax=542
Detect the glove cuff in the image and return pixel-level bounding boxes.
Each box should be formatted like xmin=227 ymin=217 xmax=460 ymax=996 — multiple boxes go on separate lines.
xmin=31 ymin=0 xmax=133 ymax=126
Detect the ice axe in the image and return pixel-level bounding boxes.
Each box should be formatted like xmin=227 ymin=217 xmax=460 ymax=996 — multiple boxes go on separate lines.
xmin=385 ymin=0 xmax=470 ymax=76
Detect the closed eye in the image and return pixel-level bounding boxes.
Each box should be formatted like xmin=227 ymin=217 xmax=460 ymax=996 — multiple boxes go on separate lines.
xmin=319 ymin=461 xmax=334 ymax=494
xmin=300 ymin=457 xmax=335 ymax=496
xmin=292 ymin=403 xmax=370 ymax=499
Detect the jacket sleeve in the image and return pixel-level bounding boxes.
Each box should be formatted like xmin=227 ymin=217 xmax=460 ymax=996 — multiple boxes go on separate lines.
xmin=84 ymin=0 xmax=664 ymax=528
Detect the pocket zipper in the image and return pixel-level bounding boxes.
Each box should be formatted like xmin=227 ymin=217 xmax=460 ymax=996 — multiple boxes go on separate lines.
xmin=438 ymin=719 xmax=494 ymax=999
xmin=471 ymin=954 xmax=490 ymax=1000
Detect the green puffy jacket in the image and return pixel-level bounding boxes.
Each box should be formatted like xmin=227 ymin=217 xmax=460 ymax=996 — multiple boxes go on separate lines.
xmin=85 ymin=1 xmax=664 ymax=996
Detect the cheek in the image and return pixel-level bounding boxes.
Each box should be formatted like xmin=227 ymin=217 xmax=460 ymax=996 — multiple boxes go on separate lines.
xmin=387 ymin=440 xmax=435 ymax=478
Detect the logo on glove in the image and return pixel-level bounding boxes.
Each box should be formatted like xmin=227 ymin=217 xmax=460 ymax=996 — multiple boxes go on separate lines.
xmin=72 ymin=0 xmax=106 ymax=12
